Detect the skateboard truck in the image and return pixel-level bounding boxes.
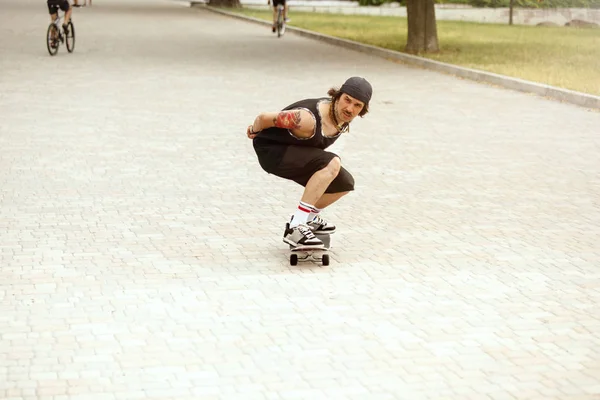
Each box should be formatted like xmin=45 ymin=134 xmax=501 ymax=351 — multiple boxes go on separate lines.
xmin=286 ymin=223 xmax=331 ymax=266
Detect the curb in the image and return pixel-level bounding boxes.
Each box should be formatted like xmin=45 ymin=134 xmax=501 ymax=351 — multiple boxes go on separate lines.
xmin=191 ymin=3 xmax=600 ymax=110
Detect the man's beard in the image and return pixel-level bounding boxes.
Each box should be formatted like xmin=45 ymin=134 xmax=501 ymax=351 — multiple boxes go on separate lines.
xmin=329 ymin=99 xmax=349 ymax=133
xmin=335 ymin=105 xmax=347 ymax=125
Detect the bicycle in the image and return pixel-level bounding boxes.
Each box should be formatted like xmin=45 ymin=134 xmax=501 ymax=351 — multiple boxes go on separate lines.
xmin=275 ymin=3 xmax=285 ymax=38
xmin=46 ymin=10 xmax=75 ymax=56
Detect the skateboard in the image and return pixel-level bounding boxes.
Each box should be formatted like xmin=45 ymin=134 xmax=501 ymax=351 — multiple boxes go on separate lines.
xmin=286 ymin=224 xmax=331 ymax=266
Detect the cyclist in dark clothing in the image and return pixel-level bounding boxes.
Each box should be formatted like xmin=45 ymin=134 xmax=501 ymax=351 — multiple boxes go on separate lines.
xmin=268 ymin=0 xmax=289 ymax=33
xmin=246 ymin=77 xmax=373 ymax=248
xmin=47 ymin=0 xmax=73 ymax=35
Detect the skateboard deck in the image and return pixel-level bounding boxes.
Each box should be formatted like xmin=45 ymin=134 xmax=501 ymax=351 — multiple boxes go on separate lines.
xmin=287 ymin=232 xmax=332 ymax=266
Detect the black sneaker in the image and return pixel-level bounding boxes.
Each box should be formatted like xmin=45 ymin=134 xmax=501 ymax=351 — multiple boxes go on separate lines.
xmin=283 ymin=223 xmax=324 ymax=248
xmin=62 ymin=24 xmax=69 ymax=35
xmin=307 ymin=214 xmax=336 ymax=234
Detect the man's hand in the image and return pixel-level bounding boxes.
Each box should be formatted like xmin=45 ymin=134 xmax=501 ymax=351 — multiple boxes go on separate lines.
xmin=247 ymin=125 xmax=258 ymax=139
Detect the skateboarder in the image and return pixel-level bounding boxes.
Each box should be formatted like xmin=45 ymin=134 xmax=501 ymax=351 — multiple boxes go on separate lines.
xmin=246 ymin=77 xmax=372 ymax=248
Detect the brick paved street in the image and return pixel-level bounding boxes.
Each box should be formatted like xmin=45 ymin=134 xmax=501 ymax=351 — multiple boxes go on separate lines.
xmin=1 ymin=0 xmax=599 ymax=399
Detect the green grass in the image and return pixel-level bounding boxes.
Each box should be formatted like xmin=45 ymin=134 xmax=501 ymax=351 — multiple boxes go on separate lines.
xmin=235 ymin=9 xmax=600 ymax=95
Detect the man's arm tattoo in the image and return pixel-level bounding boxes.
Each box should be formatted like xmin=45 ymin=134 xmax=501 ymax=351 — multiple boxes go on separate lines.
xmin=273 ymin=110 xmax=302 ymax=129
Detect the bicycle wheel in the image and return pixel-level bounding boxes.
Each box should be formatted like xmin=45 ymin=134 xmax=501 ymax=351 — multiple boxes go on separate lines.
xmin=65 ymin=21 xmax=75 ymax=53
xmin=47 ymin=23 xmax=59 ymax=56
xmin=277 ymin=6 xmax=284 ymax=37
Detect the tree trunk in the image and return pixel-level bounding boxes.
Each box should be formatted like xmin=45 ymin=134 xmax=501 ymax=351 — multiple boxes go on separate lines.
xmin=405 ymin=0 xmax=439 ymax=54
xmin=208 ymin=0 xmax=241 ymax=7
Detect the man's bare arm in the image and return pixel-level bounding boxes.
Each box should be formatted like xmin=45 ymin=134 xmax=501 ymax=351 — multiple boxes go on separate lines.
xmin=247 ymin=109 xmax=315 ymax=139
xmin=273 ymin=110 xmax=302 ymax=129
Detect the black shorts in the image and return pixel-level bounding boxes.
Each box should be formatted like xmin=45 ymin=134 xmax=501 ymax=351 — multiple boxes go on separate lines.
xmin=272 ymin=0 xmax=286 ymax=7
xmin=253 ymin=142 xmax=354 ymax=194
xmin=47 ymin=0 xmax=70 ymax=14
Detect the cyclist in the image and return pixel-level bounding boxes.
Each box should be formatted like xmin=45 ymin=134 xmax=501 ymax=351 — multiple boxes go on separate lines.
xmin=47 ymin=0 xmax=73 ymax=36
xmin=268 ymin=0 xmax=289 ymax=33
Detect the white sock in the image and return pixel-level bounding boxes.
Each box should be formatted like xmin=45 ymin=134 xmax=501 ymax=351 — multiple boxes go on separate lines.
xmin=308 ymin=206 xmax=321 ymax=222
xmin=290 ymin=201 xmax=314 ymax=228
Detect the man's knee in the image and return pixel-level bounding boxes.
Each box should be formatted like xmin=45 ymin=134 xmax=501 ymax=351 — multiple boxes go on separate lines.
xmin=325 ymin=156 xmax=342 ymax=176
xmin=325 ymin=167 xmax=354 ymax=193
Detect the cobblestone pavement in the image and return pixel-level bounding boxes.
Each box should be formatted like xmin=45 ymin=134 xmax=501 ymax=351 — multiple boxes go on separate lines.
xmin=1 ymin=0 xmax=599 ymax=399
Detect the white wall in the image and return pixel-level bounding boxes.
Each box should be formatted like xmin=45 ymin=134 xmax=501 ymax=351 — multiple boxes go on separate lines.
xmin=241 ymin=1 xmax=600 ymax=26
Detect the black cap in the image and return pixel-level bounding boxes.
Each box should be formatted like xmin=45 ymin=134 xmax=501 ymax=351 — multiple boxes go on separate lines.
xmin=339 ymin=76 xmax=372 ymax=106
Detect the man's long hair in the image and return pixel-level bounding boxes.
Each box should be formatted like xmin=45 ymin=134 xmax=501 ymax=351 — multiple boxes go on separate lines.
xmin=327 ymin=88 xmax=370 ymax=117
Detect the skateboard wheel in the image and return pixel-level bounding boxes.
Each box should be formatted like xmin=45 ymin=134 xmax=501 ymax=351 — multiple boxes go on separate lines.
xmin=290 ymin=254 xmax=298 ymax=266
xmin=322 ymin=254 xmax=330 ymax=266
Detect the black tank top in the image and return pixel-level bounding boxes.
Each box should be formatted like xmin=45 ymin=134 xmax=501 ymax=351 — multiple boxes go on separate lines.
xmin=253 ymin=98 xmax=342 ymax=150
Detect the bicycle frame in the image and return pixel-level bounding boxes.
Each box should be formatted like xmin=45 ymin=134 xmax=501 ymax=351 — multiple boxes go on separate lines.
xmin=51 ymin=11 xmax=65 ymax=35
xmin=50 ymin=9 xmax=65 ymax=27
